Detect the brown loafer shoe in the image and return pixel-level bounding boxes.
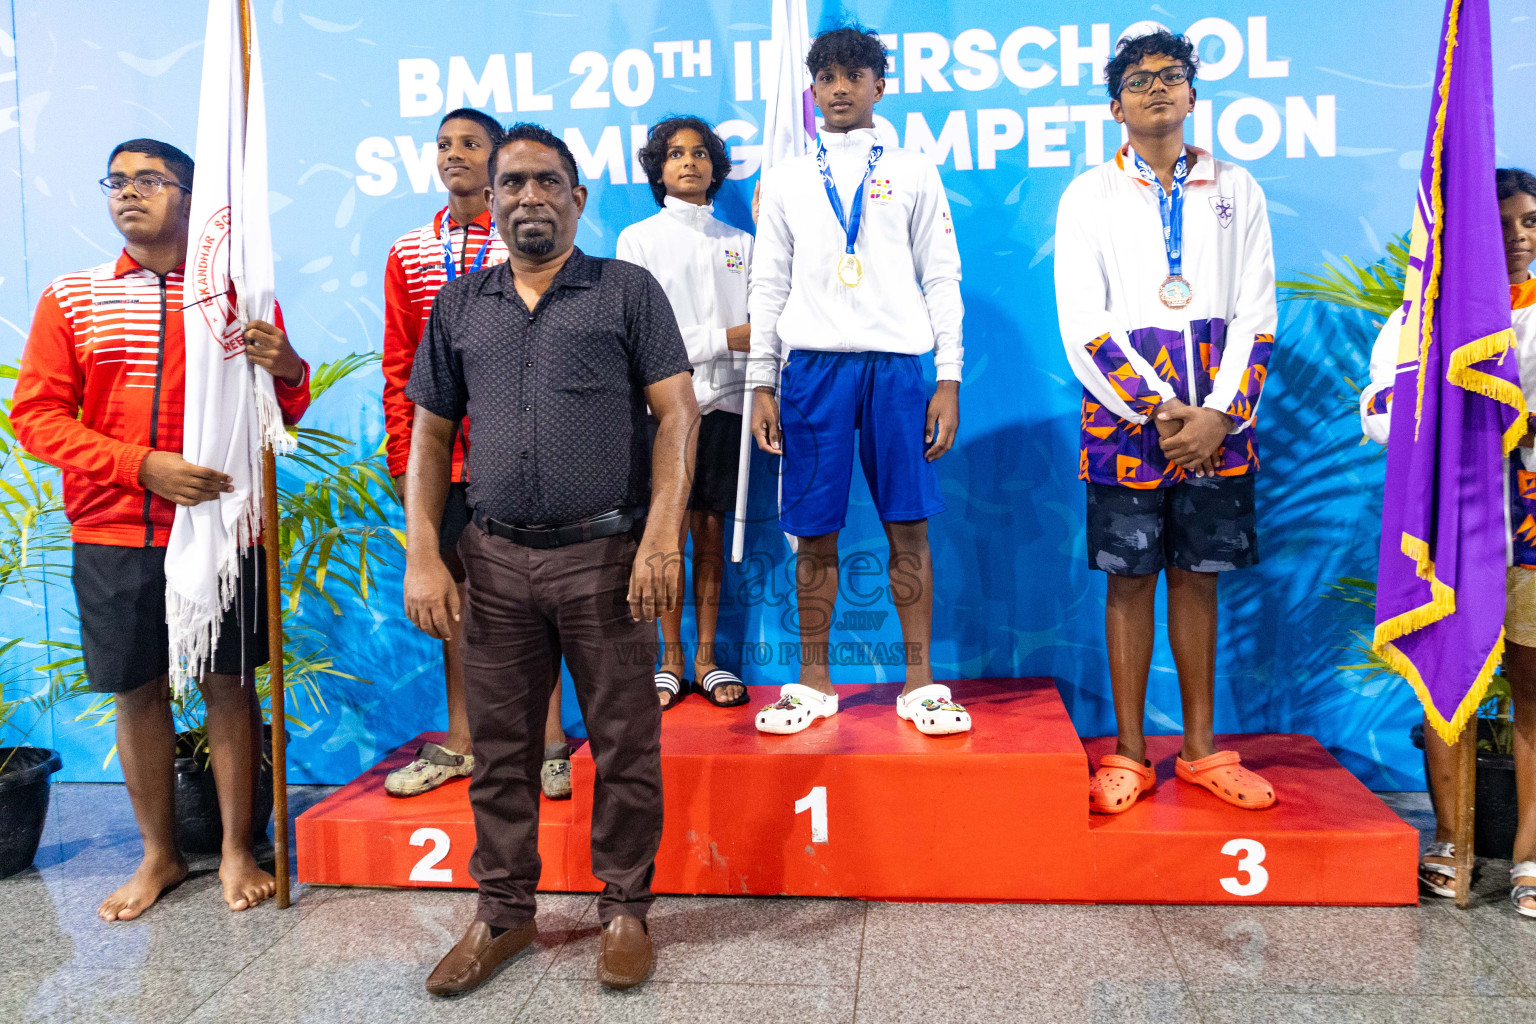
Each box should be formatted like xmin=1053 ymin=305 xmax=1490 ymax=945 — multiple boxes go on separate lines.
xmin=425 ymin=919 xmax=537 ymax=997
xmin=596 ymin=914 xmax=653 ymax=990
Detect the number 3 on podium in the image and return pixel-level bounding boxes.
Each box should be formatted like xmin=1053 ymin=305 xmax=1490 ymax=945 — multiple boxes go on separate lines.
xmin=1219 ymin=838 xmax=1269 ymax=896
xmin=795 ymin=786 xmax=829 ymax=844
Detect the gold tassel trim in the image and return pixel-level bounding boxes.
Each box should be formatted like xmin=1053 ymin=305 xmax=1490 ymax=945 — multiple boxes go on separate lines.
xmin=1377 ymin=628 xmax=1503 ymax=746
xmin=1372 ymin=533 xmax=1456 ymax=649
xmin=1413 ymin=0 xmax=1462 ymax=440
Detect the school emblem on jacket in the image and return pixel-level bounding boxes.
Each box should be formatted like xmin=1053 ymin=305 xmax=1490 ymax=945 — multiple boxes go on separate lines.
xmin=724 ymin=249 xmax=745 ymax=273
xmin=867 ymin=177 xmax=893 ymax=203
xmin=1211 ymin=195 xmax=1236 ymax=228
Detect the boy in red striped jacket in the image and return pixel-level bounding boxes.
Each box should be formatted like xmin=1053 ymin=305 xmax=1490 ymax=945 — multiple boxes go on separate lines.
xmin=381 ymin=108 xmax=572 ymax=799
xmin=12 ymin=139 xmax=312 ymax=920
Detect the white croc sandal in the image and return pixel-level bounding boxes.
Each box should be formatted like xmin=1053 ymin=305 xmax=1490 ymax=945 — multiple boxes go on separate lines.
xmin=755 ymin=684 xmax=837 ymax=735
xmin=1419 ymin=841 xmax=1457 ymax=899
xmin=896 ymin=684 xmax=972 ymax=736
xmin=1511 ymin=861 xmax=1536 ymax=919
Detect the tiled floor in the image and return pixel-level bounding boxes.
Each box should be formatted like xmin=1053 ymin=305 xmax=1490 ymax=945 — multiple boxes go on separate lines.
xmin=3 ymin=785 xmax=1535 ymax=1023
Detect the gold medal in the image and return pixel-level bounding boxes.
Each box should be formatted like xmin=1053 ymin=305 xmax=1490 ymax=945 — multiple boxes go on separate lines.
xmin=1158 ymin=275 xmax=1193 ymax=310
xmin=836 ymin=252 xmax=864 ymax=288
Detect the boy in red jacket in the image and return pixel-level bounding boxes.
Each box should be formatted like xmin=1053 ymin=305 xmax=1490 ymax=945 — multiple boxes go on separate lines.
xmin=12 ymin=139 xmax=312 ymax=921
xmin=381 ymin=108 xmax=571 ymax=799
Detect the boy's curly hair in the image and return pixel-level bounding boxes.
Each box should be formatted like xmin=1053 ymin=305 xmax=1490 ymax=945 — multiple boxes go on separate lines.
xmin=1103 ymin=29 xmax=1199 ymax=99
xmin=636 ymin=117 xmax=733 ymax=206
xmin=807 ymin=26 xmax=887 ymax=80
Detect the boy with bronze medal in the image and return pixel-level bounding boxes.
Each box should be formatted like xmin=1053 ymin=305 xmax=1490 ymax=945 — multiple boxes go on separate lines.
xmin=1054 ymin=30 xmax=1279 ymax=814
xmin=748 ymin=26 xmax=969 ymax=737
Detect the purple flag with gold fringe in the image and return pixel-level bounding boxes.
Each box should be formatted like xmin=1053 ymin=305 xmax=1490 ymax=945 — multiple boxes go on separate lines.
xmin=1373 ymin=0 xmax=1527 ymax=743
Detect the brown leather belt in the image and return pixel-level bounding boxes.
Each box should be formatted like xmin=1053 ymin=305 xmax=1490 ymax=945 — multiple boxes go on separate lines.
xmin=473 ymin=506 xmax=642 ymax=549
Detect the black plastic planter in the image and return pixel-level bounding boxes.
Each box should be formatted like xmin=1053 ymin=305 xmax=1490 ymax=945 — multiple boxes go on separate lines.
xmin=0 ymin=746 xmax=63 ymax=878
xmin=174 ymin=727 xmax=273 ymax=855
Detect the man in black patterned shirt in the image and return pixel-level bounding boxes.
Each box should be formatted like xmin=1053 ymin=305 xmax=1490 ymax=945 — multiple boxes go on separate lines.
xmin=404 ymin=123 xmax=696 ymax=997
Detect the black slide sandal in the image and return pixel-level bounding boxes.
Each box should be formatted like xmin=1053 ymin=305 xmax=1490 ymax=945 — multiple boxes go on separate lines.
xmin=655 ymin=671 xmax=690 ymax=710
xmin=698 ymin=669 xmax=750 ymax=707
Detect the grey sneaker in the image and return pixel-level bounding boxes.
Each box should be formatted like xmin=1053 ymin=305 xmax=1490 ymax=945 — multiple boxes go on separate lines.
xmin=541 ymin=743 xmax=572 ymax=800
xmin=385 ymin=742 xmax=473 ymax=797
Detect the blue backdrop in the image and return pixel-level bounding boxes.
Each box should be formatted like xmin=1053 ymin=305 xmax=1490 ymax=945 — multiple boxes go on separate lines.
xmin=3 ymin=1 xmax=1534 ymax=787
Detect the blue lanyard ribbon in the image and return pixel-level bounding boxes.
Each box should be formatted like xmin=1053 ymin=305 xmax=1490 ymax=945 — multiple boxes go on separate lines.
xmin=1134 ymin=149 xmax=1189 ymax=277
xmin=816 ymin=138 xmax=883 ymax=256
xmin=440 ymin=214 xmax=491 ymax=282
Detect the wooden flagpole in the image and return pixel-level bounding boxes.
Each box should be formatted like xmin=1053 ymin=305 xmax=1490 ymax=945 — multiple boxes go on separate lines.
xmin=1453 ymin=727 xmax=1476 ymax=908
xmin=237 ymin=0 xmax=291 ymax=910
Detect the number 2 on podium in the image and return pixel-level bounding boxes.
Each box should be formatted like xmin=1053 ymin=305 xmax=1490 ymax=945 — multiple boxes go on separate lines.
xmin=795 ymin=786 xmax=829 ymax=843
xmin=410 ymin=827 xmax=454 ymax=883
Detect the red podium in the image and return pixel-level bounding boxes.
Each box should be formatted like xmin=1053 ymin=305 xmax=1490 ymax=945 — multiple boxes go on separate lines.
xmin=297 ymin=678 xmax=1418 ymax=905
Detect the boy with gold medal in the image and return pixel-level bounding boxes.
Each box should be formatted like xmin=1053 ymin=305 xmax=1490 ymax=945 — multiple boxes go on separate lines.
xmin=748 ymin=26 xmax=967 ymax=737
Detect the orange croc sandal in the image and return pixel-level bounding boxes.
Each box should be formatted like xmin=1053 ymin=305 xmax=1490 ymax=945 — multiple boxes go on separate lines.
xmin=1089 ymin=754 xmax=1155 ymax=814
xmin=1175 ymin=750 xmax=1276 ymax=810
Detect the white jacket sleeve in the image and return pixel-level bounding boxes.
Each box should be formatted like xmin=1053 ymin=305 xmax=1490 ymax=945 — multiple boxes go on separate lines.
xmin=747 ymin=169 xmax=793 ymax=391
xmin=618 ymin=224 xmax=726 ymax=368
xmin=1361 ymin=307 xmax=1407 ymax=445
xmin=1204 ymin=171 xmax=1278 ymax=433
xmin=909 ymin=160 xmax=964 ymax=383
xmin=682 ymin=325 xmax=730 ymax=367
xmin=614 ymin=227 xmax=644 ymax=268
xmin=1054 ymin=181 xmax=1176 ymax=422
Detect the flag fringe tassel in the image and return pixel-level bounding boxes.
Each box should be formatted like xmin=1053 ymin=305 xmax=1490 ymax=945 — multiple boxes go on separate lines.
xmin=1412 ymin=0 xmax=1461 ymax=437
xmin=166 ymin=485 xmax=263 ymax=695
xmin=1372 ymin=529 xmax=1506 ymax=745
xmin=1445 ymin=327 xmax=1529 ymax=454
xmin=1377 ymin=629 xmax=1504 ymax=747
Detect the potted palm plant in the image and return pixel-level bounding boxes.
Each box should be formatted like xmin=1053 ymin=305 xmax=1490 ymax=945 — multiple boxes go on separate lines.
xmin=0 ymin=364 xmax=73 ymax=876
xmin=0 ymin=654 xmax=70 ymax=877
xmin=6 ymin=353 xmax=398 ymax=852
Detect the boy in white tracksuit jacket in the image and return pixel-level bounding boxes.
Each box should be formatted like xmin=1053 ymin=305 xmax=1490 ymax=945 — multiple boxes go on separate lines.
xmin=617 ymin=117 xmax=753 ymax=711
xmin=1055 ymin=30 xmax=1278 ymax=815
xmin=747 ymin=27 xmax=970 ymax=738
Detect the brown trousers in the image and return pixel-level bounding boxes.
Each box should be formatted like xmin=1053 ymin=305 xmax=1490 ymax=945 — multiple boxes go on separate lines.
xmin=457 ymin=521 xmax=663 ymax=928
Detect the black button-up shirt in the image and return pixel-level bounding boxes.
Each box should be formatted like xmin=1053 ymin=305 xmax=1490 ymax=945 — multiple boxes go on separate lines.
xmin=405 ymin=247 xmax=691 ymax=525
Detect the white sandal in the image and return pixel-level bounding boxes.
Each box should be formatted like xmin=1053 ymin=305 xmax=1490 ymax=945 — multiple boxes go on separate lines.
xmin=896 ymin=684 xmax=972 ymax=736
xmin=1511 ymin=861 xmax=1536 ymax=919
xmin=1418 ymin=841 xmax=1456 ymax=899
xmin=755 ymin=684 xmax=837 ymax=735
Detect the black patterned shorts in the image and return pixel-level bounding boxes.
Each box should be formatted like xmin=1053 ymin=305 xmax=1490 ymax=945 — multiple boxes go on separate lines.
xmin=1085 ymin=475 xmax=1259 ymax=576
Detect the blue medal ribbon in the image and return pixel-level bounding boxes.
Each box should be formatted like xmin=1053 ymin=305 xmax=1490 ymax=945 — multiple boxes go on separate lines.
xmin=1133 ymin=149 xmax=1189 ymax=278
xmin=816 ymin=137 xmax=883 ymax=257
xmin=440 ymin=212 xmax=491 ymax=282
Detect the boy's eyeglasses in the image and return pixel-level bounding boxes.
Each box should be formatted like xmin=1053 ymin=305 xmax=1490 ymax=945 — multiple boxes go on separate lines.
xmin=1120 ymin=66 xmax=1191 ymax=95
xmin=98 ymin=174 xmax=192 ymax=198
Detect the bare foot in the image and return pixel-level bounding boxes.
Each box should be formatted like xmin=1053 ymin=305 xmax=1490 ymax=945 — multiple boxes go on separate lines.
xmin=219 ymin=849 xmax=277 ymax=912
xmin=98 ymin=854 xmax=188 ymax=922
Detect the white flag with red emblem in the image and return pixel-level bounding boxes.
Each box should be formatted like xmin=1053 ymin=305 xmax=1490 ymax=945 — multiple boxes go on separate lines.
xmin=165 ymin=0 xmax=287 ymax=692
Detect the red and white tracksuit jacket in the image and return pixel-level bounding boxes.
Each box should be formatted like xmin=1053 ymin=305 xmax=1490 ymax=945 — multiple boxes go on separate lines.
xmin=11 ymin=250 xmax=312 ymax=547
xmin=381 ymin=206 xmax=508 ymax=480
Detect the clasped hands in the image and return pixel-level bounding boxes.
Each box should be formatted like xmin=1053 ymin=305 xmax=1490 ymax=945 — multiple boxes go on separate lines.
xmin=1154 ymin=398 xmax=1234 ymax=478
xmin=136 ymin=321 xmax=300 ymax=506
